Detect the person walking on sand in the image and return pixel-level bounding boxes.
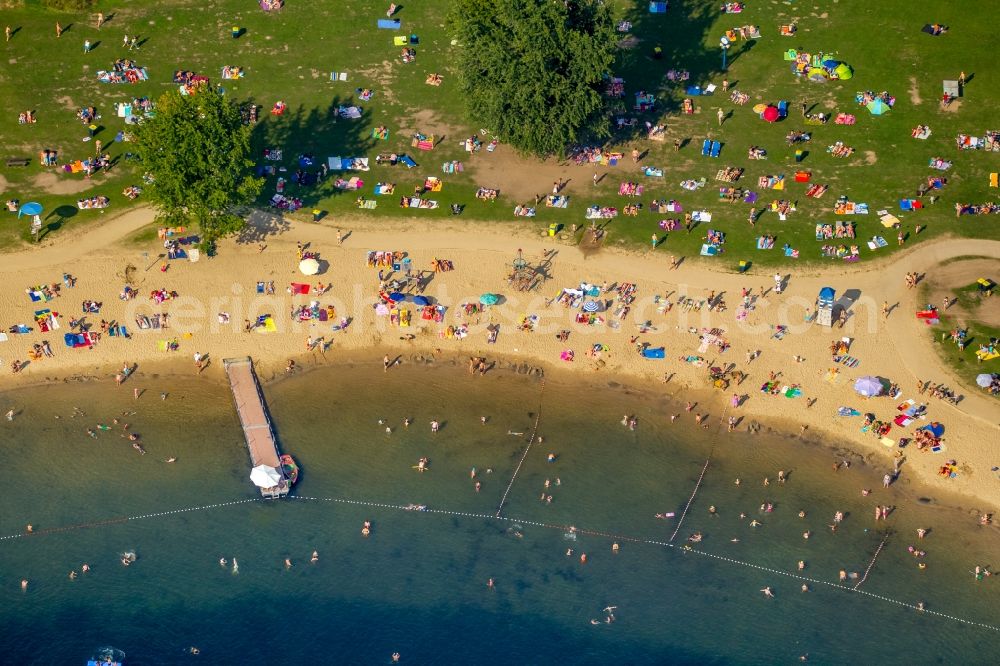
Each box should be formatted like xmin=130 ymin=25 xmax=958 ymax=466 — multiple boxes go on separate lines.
xmin=882 ymin=301 xmax=890 ymax=319
xmin=384 ymin=355 xmax=391 ymax=372
xmin=717 ymin=107 xmax=725 ymax=126
xmin=97 ymin=12 xmax=105 ymax=29
xmin=56 ymin=22 xmax=62 ymax=38
xmin=5 ymin=25 xmax=11 ymax=42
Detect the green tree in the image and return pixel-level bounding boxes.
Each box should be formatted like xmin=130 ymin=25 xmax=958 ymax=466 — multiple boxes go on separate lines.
xmin=449 ymin=0 xmax=616 ymax=158
xmin=132 ymin=89 xmax=263 ymax=240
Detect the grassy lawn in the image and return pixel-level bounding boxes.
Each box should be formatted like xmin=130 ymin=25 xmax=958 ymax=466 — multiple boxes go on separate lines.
xmin=0 ymin=0 xmax=998 ymax=264
xmin=921 ymin=279 xmax=1000 ymax=399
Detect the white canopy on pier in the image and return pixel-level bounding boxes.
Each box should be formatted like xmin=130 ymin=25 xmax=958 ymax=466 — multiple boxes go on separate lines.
xmin=250 ymin=464 xmax=282 ymax=488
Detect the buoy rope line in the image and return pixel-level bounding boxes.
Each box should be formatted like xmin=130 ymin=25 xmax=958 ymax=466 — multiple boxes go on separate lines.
xmin=853 ymin=533 xmax=890 ymax=590
xmin=0 ymin=498 xmax=260 ymax=542
xmin=3 ymin=494 xmax=996 ymax=633
xmin=495 ymin=378 xmax=546 ymax=518
xmin=669 ymin=456 xmax=712 ymax=543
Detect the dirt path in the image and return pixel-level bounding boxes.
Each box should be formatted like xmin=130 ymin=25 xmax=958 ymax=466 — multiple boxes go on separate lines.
xmin=2 ymin=206 xmax=155 ymax=273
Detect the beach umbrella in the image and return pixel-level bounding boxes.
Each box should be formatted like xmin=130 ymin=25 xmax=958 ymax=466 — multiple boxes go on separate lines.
xmin=582 ymin=300 xmax=601 ymax=313
xmin=920 ymin=422 xmax=945 ymax=438
xmin=298 ymin=258 xmax=319 ymax=275
xmin=388 ymin=292 xmax=406 ymax=302
xmin=413 ymin=295 xmax=430 ymax=306
xmin=18 ymin=202 xmax=43 ymax=218
xmin=250 ymin=465 xmax=282 ymax=488
xmin=752 ymin=103 xmax=767 ymax=114
xmin=976 ymin=373 xmax=995 ymax=388
xmin=762 ymin=105 xmax=780 ymax=122
xmin=479 ymin=293 xmax=499 ymax=306
xmin=853 ymin=376 xmax=885 ymax=397
xmin=375 ymin=303 xmax=390 ymax=316
xmin=866 ymin=99 xmax=888 ymax=115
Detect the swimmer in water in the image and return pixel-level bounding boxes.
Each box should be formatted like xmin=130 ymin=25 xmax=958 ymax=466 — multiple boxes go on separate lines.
xmin=566 ymin=549 xmax=573 ymax=557
xmin=164 ymin=457 xmax=177 ymax=463
xmin=546 ymin=453 xmax=556 ymax=462
xmin=481 ymin=416 xmax=487 ymax=425
xmin=798 ymin=561 xmax=805 ymax=570
xmin=487 ymin=578 xmax=494 ymax=589
xmin=917 ymin=528 xmax=927 ymax=539
xmin=285 ymin=558 xmax=292 ymax=569
xmin=21 ymin=579 xmax=28 ymax=591
xmin=801 ymin=584 xmax=809 ymax=593
xmin=232 ymin=558 xmax=239 ymax=574
xmin=750 ymin=519 xmax=761 ymax=527
xmin=803 ymin=531 xmax=811 ymax=539
xmin=82 ymin=564 xmax=90 ymax=573
xmin=404 ymin=418 xmax=411 ymax=428
xmin=430 ymin=420 xmax=440 ymax=432
xmin=69 ymin=570 xmax=77 ymax=580
xmin=734 ymin=478 xmax=741 ymax=486
xmin=6 ymin=409 xmax=14 ymax=421
xmin=760 ymin=586 xmax=774 ymax=598
xmin=219 ymin=558 xmax=227 ymax=566
xmin=311 ymin=551 xmax=319 ymax=564
xmin=798 ymin=510 xmax=806 ymax=518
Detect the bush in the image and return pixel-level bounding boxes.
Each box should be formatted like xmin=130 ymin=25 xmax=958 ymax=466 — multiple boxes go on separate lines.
xmin=43 ymin=0 xmax=95 ymax=10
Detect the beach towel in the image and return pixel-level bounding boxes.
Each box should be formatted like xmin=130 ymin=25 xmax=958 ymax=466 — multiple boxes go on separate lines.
xmin=710 ymin=141 xmax=721 ymax=158
xmin=642 ymin=347 xmax=666 ymax=359
xmin=701 ymin=139 xmax=711 ymax=156
xmin=290 ymin=283 xmax=310 ymax=295
xmin=330 ymin=71 xmax=348 ymax=82
xmin=379 ymin=19 xmax=401 ymax=30
xmin=400 ymin=155 xmax=417 ymax=169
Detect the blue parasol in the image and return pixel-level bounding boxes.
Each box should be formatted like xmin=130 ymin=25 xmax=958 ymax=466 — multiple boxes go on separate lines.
xmin=388 ymin=292 xmax=406 ymax=302
xmin=919 ymin=422 xmax=945 ymax=438
xmin=19 ymin=202 xmax=43 ymax=218
xmin=413 ymin=296 xmax=430 ymax=306
xmin=479 ymin=293 xmax=499 ymax=306
xmin=582 ymin=300 xmax=601 ymax=313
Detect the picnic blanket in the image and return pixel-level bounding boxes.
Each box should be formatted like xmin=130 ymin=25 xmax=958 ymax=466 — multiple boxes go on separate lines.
xmin=97 ymin=67 xmax=148 ymax=84
xmin=328 ymin=157 xmax=370 ymax=171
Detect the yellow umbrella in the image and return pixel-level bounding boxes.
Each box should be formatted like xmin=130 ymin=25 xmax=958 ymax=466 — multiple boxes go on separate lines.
xmin=752 ymin=103 xmax=767 ymax=114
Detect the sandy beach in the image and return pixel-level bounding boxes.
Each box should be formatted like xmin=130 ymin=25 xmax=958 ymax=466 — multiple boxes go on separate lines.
xmin=1 ymin=207 xmax=998 ymax=509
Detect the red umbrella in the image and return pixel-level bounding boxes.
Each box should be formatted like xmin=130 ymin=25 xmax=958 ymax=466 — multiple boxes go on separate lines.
xmin=762 ymin=105 xmax=780 ymax=122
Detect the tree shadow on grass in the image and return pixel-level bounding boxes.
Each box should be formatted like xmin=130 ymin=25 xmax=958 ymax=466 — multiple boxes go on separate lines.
xmin=600 ymin=0 xmax=729 ymax=146
xmin=250 ymin=96 xmax=379 ymax=211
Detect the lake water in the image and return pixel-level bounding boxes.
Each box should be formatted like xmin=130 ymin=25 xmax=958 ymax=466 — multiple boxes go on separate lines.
xmin=1 ymin=358 xmax=997 ymax=664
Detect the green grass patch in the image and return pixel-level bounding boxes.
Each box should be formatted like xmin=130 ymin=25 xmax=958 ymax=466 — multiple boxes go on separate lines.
xmin=927 ymin=319 xmax=1000 ymax=398
xmin=0 ymin=0 xmax=997 ymax=263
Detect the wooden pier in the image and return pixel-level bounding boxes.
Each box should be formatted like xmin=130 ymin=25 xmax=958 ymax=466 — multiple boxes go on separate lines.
xmin=223 ymin=357 xmax=289 ymax=498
